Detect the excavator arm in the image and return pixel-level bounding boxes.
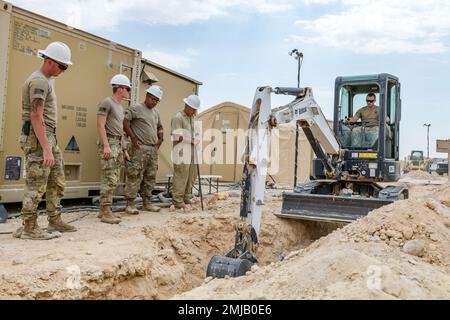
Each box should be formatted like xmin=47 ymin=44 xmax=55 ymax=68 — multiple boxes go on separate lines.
xmin=272 ymin=87 xmax=340 ymax=176
xmin=207 ymin=86 xmax=342 ymax=278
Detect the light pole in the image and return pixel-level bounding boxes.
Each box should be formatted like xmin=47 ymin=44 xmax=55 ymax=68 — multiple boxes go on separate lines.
xmin=423 ymin=123 xmax=431 ymax=159
xmin=289 ymin=49 xmax=303 ymax=188
xmin=289 ymin=49 xmax=303 ymax=88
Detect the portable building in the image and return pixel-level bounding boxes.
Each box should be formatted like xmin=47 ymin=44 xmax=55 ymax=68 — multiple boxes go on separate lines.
xmin=198 ymin=102 xmax=314 ymax=185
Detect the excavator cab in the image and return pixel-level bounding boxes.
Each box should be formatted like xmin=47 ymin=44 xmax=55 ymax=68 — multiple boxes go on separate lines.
xmin=281 ymin=74 xmax=408 ymax=223
xmin=315 ymin=74 xmax=402 ymax=181
xmin=339 ymin=74 xmax=401 ymax=165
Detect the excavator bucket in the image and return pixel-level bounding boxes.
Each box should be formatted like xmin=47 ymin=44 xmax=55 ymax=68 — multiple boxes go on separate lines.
xmin=277 ymin=192 xmax=394 ymax=224
xmin=206 ymin=256 xmax=253 ymax=278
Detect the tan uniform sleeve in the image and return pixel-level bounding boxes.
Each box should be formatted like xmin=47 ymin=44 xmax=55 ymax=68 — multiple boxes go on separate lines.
xmin=29 ymin=78 xmax=49 ymax=102
xmin=97 ymin=99 xmax=111 ymax=116
xmin=157 ymin=109 xmax=162 ymax=128
xmin=355 ymin=107 xmax=364 ymax=119
xmin=171 ymin=115 xmax=183 ymax=135
xmin=124 ymin=104 xmax=137 ymax=121
xmin=193 ymin=117 xmax=200 ymax=138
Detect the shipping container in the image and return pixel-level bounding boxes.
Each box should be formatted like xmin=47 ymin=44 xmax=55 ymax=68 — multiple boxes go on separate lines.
xmin=0 ymin=1 xmax=202 ymax=204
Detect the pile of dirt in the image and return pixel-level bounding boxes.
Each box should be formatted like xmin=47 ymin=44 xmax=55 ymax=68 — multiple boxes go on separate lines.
xmin=0 ymin=190 xmax=333 ymax=300
xmin=176 ymin=184 xmax=450 ymax=300
xmin=402 ymin=171 xmax=439 ymax=180
xmin=4 ymin=183 xmax=448 ymax=300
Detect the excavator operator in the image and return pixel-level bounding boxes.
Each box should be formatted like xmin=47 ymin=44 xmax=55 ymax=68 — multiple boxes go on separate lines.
xmin=347 ymin=93 xmax=390 ymax=149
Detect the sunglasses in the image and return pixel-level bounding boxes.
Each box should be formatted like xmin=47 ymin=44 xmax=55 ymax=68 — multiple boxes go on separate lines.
xmin=366 ymin=99 xmax=375 ymax=103
xmin=49 ymin=58 xmax=68 ymax=71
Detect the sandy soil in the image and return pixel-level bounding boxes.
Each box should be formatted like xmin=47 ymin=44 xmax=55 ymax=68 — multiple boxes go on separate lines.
xmin=0 ymin=190 xmax=331 ymax=300
xmin=401 ymin=170 xmax=447 ymax=182
xmin=176 ymin=183 xmax=450 ymax=300
xmin=1 ymin=179 xmax=448 ymax=300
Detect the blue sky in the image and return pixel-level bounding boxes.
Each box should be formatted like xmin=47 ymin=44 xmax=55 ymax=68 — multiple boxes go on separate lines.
xmin=10 ymin=0 xmax=450 ymax=158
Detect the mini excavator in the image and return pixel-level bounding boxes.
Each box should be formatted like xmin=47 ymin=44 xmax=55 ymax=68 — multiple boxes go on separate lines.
xmin=207 ymin=73 xmax=408 ymax=278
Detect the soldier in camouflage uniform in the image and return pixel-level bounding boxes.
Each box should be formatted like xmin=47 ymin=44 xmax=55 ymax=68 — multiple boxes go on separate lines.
xmin=123 ymin=86 xmax=164 ymax=214
xmin=97 ymin=74 xmax=131 ymax=224
xmin=171 ymin=95 xmax=201 ymax=210
xmin=16 ymin=42 xmax=76 ymax=240
xmin=348 ymin=93 xmax=391 ymax=148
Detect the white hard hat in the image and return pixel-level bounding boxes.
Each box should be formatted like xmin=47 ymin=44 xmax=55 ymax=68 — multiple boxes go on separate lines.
xmin=38 ymin=42 xmax=73 ymax=66
xmin=110 ymin=74 xmax=131 ymax=88
xmin=146 ymin=85 xmax=163 ymax=100
xmin=184 ymin=95 xmax=200 ymax=110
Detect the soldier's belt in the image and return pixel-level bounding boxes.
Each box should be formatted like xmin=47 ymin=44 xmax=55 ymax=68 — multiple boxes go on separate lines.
xmin=21 ymin=122 xmax=56 ymax=135
xmin=138 ymin=144 xmax=158 ymax=151
xmin=107 ymin=134 xmax=122 ymax=140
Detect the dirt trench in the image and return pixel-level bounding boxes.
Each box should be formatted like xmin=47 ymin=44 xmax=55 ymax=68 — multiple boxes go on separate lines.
xmin=0 ymin=190 xmax=337 ymax=300
xmin=176 ymin=182 xmax=450 ymax=300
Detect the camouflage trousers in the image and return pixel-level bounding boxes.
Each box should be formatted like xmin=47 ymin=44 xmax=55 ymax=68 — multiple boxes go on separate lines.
xmin=19 ymin=130 xmax=65 ymax=219
xmin=125 ymin=145 xmax=158 ymax=200
xmin=98 ymin=137 xmax=124 ymax=206
xmin=351 ymin=126 xmax=379 ymax=149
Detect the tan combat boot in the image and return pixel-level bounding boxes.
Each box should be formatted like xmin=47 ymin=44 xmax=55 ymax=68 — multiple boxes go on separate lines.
xmin=169 ymin=202 xmax=187 ymax=213
xmin=174 ymin=203 xmax=186 ymax=209
xmin=184 ymin=198 xmax=196 ymax=205
xmin=125 ymin=199 xmax=139 ymax=215
xmin=142 ymin=198 xmax=160 ymax=212
xmin=20 ymin=216 xmax=56 ymax=240
xmin=100 ymin=205 xmax=121 ymax=224
xmin=97 ymin=206 xmax=122 ymax=220
xmin=47 ymin=214 xmax=77 ymax=233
